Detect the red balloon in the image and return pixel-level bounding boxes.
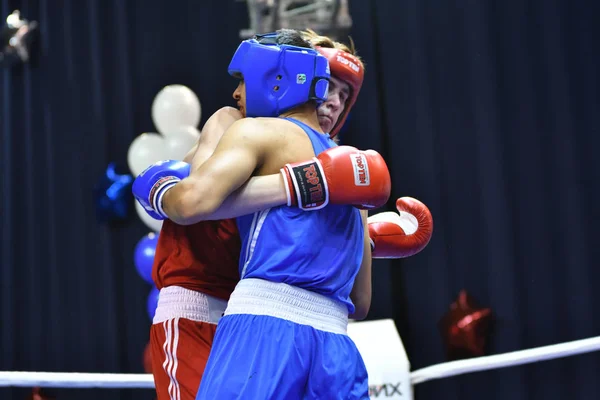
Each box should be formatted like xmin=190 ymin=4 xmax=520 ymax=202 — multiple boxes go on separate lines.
xmin=438 ymin=290 xmax=493 ymax=361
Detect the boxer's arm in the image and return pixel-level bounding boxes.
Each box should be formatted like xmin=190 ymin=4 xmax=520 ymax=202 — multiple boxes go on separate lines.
xmin=183 ymin=141 xmax=288 ymax=221
xmin=194 ymin=174 xmax=287 ymax=221
xmin=180 ymin=107 xmax=286 ymax=221
xmin=349 ymin=210 xmax=372 ymax=320
xmin=162 ymin=119 xmax=274 ymax=225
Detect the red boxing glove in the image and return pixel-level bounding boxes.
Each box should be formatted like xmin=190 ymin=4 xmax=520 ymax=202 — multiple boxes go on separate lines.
xmin=281 ymin=145 xmax=391 ymax=211
xmin=368 ymin=197 xmax=433 ymax=259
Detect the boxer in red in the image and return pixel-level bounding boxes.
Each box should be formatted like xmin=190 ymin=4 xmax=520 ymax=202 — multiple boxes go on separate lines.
xmin=148 ymin=107 xmax=242 ymax=400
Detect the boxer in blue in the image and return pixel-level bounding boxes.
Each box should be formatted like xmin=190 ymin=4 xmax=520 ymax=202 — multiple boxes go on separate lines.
xmin=134 ymin=29 xmax=391 ymax=399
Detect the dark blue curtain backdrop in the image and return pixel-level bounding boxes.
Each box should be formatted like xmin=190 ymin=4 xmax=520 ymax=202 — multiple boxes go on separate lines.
xmin=1 ymin=0 xmax=599 ymax=399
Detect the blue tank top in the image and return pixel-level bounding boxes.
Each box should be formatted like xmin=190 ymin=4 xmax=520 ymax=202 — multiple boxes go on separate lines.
xmin=236 ymin=118 xmax=364 ymax=314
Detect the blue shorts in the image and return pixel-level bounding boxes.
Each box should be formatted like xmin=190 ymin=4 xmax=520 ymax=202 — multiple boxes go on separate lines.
xmin=195 ymin=279 xmax=369 ymax=400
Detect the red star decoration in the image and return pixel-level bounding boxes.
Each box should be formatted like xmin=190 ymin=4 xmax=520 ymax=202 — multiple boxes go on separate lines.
xmin=438 ymin=290 xmax=493 ymax=361
xmin=26 ymin=387 xmax=55 ymax=400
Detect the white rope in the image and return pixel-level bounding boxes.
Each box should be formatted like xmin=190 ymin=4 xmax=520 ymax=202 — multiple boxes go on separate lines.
xmin=2 ymin=335 xmax=600 ymax=389
xmin=410 ymin=335 xmax=600 ymax=385
xmin=0 ymin=371 xmax=155 ymax=388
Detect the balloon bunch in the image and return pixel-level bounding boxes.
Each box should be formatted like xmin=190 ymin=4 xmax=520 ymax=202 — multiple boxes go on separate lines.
xmin=93 ymin=85 xmax=201 ymax=225
xmin=128 ymin=85 xmax=202 ymax=324
xmin=128 ymin=84 xmax=202 ymax=233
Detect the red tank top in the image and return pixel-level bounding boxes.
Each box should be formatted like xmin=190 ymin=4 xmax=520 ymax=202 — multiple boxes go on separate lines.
xmin=152 ymin=218 xmax=241 ymax=301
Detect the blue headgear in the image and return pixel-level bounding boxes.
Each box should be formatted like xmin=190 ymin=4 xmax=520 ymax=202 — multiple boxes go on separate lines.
xmin=228 ymin=33 xmax=330 ymax=117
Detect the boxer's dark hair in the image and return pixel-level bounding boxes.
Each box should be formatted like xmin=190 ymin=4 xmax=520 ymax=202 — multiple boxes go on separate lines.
xmin=256 ymin=29 xmax=314 ymax=49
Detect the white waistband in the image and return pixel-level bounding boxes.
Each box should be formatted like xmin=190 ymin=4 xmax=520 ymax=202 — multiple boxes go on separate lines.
xmin=153 ymin=286 xmax=228 ymax=325
xmin=224 ymin=278 xmax=349 ymax=335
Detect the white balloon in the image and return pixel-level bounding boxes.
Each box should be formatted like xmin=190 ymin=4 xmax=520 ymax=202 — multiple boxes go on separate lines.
xmin=164 ymin=126 xmax=201 ymax=161
xmin=152 ymin=85 xmax=202 ymax=135
xmin=127 ymin=133 xmax=168 ymax=176
xmin=134 ymin=201 xmax=163 ymax=233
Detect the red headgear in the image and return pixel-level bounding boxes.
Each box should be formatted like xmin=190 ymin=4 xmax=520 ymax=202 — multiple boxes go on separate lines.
xmin=316 ymin=46 xmax=365 ymax=138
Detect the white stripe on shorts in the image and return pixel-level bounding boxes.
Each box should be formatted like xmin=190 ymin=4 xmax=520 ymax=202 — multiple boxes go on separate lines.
xmin=162 ymin=318 xmax=181 ymax=400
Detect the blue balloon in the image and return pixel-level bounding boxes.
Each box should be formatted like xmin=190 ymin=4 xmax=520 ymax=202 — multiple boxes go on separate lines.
xmin=147 ymin=287 xmax=160 ymax=321
xmin=134 ymin=232 xmax=159 ymax=284
xmin=93 ymin=163 xmax=133 ymax=223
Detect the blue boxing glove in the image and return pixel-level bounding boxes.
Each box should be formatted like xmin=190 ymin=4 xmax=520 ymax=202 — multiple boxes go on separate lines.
xmin=132 ymin=160 xmax=191 ymax=220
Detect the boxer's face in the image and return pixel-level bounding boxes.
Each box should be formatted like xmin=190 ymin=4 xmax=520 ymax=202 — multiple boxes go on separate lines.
xmin=318 ymin=76 xmax=350 ymax=134
xmin=232 ymin=79 xmax=247 ymax=117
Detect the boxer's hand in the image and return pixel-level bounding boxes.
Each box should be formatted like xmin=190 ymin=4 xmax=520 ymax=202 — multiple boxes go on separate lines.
xmin=368 ymin=197 xmax=433 ymax=258
xmin=132 ymin=160 xmax=191 ymax=220
xmin=280 ymin=146 xmax=391 ymax=210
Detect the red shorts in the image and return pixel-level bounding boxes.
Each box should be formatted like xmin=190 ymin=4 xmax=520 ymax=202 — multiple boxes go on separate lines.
xmin=148 ymin=286 xmax=228 ymax=400
xmin=150 ymin=318 xmax=217 ymax=400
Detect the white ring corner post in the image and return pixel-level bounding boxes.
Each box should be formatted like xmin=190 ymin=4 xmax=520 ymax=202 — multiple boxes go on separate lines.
xmin=348 ymin=319 xmax=412 ymax=400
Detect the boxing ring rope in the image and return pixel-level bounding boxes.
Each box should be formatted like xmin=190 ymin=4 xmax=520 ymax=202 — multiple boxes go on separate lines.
xmin=410 ymin=335 xmax=600 ymax=385
xmin=2 ymin=335 xmax=600 ymax=389
xmin=0 ymin=371 xmax=154 ymax=388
